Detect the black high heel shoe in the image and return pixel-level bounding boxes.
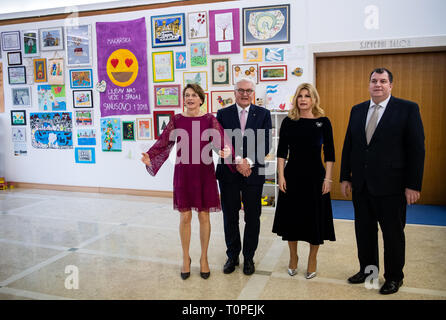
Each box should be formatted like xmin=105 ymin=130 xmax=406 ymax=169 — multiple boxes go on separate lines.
xmin=200 ymin=258 xmax=210 ymax=279
xmin=181 ymin=258 xmax=191 ymax=280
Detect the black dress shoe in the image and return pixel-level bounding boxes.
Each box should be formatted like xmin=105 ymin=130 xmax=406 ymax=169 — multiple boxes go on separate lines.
xmin=223 ymin=258 xmax=239 ymax=274
xmin=380 ymin=280 xmax=403 ymax=295
xmin=181 ymin=258 xmax=191 ymax=280
xmin=200 ymin=271 xmax=210 ymax=279
xmin=348 ymin=271 xmax=368 ymax=284
xmin=243 ymin=259 xmax=255 ymax=275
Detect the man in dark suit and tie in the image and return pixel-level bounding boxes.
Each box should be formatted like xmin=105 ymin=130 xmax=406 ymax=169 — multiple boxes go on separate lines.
xmin=340 ymin=68 xmax=425 ymax=294
xmin=216 ymin=78 xmax=272 ymax=275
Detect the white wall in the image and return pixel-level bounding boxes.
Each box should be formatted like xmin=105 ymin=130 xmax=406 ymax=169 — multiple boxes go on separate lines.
xmin=0 ymin=0 xmax=445 ymax=191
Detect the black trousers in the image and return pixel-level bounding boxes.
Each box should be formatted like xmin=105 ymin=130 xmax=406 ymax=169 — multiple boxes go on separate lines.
xmin=352 ymin=186 xmax=407 ymax=281
xmin=219 ymin=180 xmax=263 ymax=261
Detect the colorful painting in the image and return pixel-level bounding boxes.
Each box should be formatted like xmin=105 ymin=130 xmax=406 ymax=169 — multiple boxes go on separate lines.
xmin=75 ymin=147 xmax=95 ymax=164
xmin=152 ymin=51 xmax=174 ymax=82
xmin=77 ymin=128 xmax=96 ymax=145
xmin=23 ymin=30 xmax=39 ymax=57
xmin=48 ymin=58 xmax=64 ymax=85
xmin=122 ymin=121 xmax=135 ymax=141
xmin=101 ymin=118 xmax=122 ymax=151
xmin=38 ymin=85 xmax=66 ymax=111
xmin=243 ymin=48 xmax=262 ymax=62
xmin=96 ymin=18 xmax=150 ymax=117
xmin=33 ymin=58 xmax=46 ymax=83
xmin=211 ymin=58 xmax=230 ymax=86
xmin=69 ymin=69 xmax=93 ymax=89
xmin=211 ymin=91 xmax=235 ymax=113
xmin=75 ymin=110 xmax=93 ymax=126
xmin=183 ymin=71 xmax=207 ymax=91
xmin=11 ymin=110 xmax=26 ymax=125
xmin=40 ymin=27 xmax=64 ymax=51
xmin=259 ymin=65 xmax=287 ymax=81
xmin=190 ymin=42 xmax=207 ymax=67
xmin=209 ymin=9 xmax=240 ymax=55
xmin=66 ymin=25 xmax=92 ymax=66
xmin=73 ymin=90 xmax=93 ymax=108
xmin=154 ymin=84 xmax=181 ymax=108
xmin=188 ymin=11 xmax=208 ymax=39
xmin=136 ymin=118 xmax=153 ymax=140
xmin=232 ymin=64 xmax=258 ymax=84
xmin=29 ymin=112 xmax=73 ymax=149
xmin=151 ymin=13 xmax=186 ymax=48
xmin=175 ymin=52 xmax=187 ymax=69
xmin=265 ymin=48 xmax=285 ymax=62
xmin=242 ymin=5 xmax=290 ymax=45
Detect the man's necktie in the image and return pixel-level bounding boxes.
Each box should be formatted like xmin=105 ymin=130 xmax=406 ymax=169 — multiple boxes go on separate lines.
xmin=240 ymin=109 xmax=247 ymax=134
xmin=366 ymin=105 xmax=382 ymax=144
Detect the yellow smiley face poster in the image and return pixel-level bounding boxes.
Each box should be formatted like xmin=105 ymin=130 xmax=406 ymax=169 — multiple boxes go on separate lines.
xmin=96 ymin=18 xmax=150 ymax=117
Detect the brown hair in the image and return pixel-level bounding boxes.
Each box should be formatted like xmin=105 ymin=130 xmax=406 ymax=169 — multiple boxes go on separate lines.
xmin=183 ymin=83 xmax=205 ymax=106
xmin=288 ymin=83 xmax=325 ymax=120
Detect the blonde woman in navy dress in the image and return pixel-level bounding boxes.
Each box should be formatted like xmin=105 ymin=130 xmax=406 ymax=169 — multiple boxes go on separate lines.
xmin=272 ymin=83 xmax=336 ymax=279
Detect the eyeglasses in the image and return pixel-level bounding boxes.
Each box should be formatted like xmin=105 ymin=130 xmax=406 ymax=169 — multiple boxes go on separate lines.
xmin=236 ymin=88 xmax=254 ymax=95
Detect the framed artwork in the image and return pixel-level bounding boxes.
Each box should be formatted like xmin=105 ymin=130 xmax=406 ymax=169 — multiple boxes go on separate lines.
xmin=69 ymin=69 xmax=93 ymax=88
xmin=29 ymin=112 xmax=73 ymax=149
xmin=22 ymin=30 xmax=39 ymax=57
xmin=37 ymin=85 xmax=66 ymax=111
xmin=122 ymin=121 xmax=135 ymax=141
xmin=183 ymin=71 xmax=207 ymax=91
xmin=1 ymin=31 xmax=21 ymax=51
xmin=211 ymin=58 xmax=230 ymax=86
xmin=12 ymin=127 xmax=26 ymax=142
xmin=11 ymin=87 xmax=31 ymax=107
xmin=33 ymin=58 xmax=47 ymax=83
xmin=73 ymin=90 xmax=93 ymax=108
xmin=209 ymin=8 xmax=240 ymax=55
xmin=190 ymin=42 xmax=207 ymax=67
xmin=11 ymin=110 xmax=26 ymax=125
xmin=265 ymin=48 xmax=285 ymax=62
xmin=152 ymin=51 xmax=174 ymax=83
xmin=151 ymin=13 xmax=186 ymax=48
xmin=243 ymin=48 xmax=262 ymax=62
xmin=65 ymin=25 xmax=92 ymax=66
xmin=175 ymin=52 xmax=187 ymax=70
xmin=40 ymin=27 xmax=64 ymax=51
xmin=154 ymin=84 xmax=181 ymax=108
xmin=75 ymin=110 xmax=93 ymax=126
xmin=153 ymin=110 xmax=175 ymax=139
xmin=75 ymin=147 xmax=96 ymax=164
xmin=259 ymin=65 xmax=288 ymax=81
xmin=77 ymin=128 xmax=96 ymax=145
xmin=188 ymin=11 xmax=208 ymax=39
xmin=136 ymin=118 xmax=153 ymax=140
xmin=8 ymin=66 xmax=26 ymax=85
xmin=48 ymin=58 xmax=64 ymax=85
xmin=183 ymin=92 xmax=208 ymax=114
xmin=242 ymin=5 xmax=290 ymax=45
xmin=101 ymin=118 xmax=122 ymax=151
xmin=211 ymin=90 xmax=235 ymax=113
xmin=232 ymin=63 xmax=258 ymax=84
xmin=7 ymin=52 xmax=22 ymax=66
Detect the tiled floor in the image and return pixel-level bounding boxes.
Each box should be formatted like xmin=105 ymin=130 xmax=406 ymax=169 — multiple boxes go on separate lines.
xmin=0 ymin=188 xmax=445 ymax=300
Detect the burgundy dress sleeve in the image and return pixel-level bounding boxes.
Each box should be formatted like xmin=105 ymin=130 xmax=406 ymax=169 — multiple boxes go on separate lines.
xmin=145 ymin=115 xmax=176 ymax=176
xmin=210 ymin=114 xmax=236 ymax=173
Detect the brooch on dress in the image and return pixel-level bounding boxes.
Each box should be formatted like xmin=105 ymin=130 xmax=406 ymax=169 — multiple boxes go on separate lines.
xmin=316 ymin=122 xmax=323 ymax=127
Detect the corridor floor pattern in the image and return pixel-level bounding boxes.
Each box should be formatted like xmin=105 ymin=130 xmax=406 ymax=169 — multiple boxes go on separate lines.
xmin=0 ymin=188 xmax=445 ymax=300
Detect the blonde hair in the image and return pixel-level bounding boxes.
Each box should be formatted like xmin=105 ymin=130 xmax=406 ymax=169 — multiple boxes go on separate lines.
xmin=288 ymin=83 xmax=325 ymax=120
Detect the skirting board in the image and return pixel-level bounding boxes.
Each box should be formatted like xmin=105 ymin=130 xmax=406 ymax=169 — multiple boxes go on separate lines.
xmin=9 ymin=182 xmax=173 ymax=198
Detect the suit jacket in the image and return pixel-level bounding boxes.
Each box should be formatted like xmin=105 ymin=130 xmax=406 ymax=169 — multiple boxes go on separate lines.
xmin=216 ymin=104 xmax=272 ymax=185
xmin=340 ymin=96 xmax=425 ymax=196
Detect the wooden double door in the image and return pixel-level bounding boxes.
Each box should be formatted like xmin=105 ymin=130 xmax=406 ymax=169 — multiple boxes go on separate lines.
xmin=316 ymin=51 xmax=446 ymax=205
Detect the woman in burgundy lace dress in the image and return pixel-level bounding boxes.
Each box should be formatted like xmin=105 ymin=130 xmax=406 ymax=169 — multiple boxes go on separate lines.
xmin=141 ymin=84 xmax=233 ymax=280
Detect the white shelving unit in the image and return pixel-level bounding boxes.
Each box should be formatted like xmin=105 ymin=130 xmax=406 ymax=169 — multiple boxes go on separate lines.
xmin=262 ymin=111 xmax=288 ymax=211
